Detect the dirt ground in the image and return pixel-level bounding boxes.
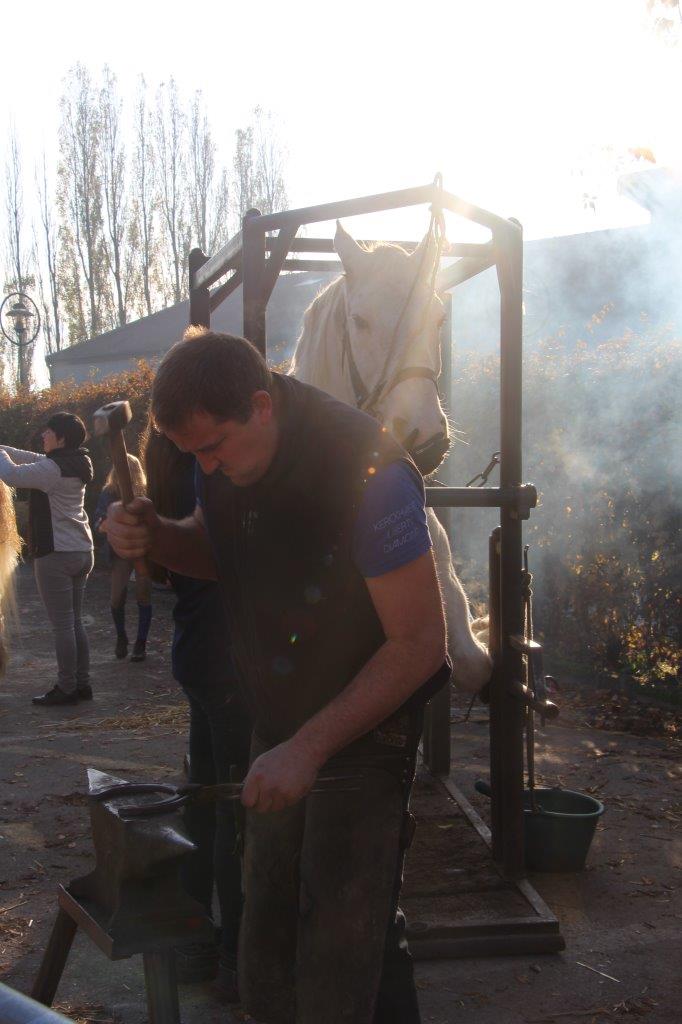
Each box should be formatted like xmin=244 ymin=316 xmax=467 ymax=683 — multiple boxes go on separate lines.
xmin=1 ymin=562 xmax=680 ymax=1024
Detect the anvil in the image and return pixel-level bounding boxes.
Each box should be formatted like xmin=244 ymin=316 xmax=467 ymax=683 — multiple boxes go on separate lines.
xmin=67 ymin=768 xmax=214 ymax=956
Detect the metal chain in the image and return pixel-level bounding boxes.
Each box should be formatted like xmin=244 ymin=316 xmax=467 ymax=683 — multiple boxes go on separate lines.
xmin=466 ymin=451 xmax=501 ymax=488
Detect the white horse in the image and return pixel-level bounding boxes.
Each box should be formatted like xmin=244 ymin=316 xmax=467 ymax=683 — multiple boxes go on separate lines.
xmin=290 ymin=223 xmax=492 ymax=693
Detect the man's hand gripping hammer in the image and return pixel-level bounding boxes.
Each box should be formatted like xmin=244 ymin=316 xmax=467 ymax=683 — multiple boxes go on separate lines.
xmin=93 ymin=400 xmax=148 ymax=578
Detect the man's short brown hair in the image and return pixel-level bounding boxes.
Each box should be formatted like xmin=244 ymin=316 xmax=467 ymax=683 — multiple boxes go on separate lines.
xmin=152 ymin=328 xmax=273 ymax=431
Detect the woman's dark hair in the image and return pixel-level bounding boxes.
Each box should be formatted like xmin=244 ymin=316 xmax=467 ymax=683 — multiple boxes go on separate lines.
xmin=142 ymin=419 xmax=196 ymax=520
xmin=152 ymin=327 xmax=272 ymax=431
xmin=45 ymin=412 xmax=87 ymax=449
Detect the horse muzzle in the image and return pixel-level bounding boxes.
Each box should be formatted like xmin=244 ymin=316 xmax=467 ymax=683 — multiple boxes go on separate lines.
xmin=409 ymin=432 xmax=450 ymax=476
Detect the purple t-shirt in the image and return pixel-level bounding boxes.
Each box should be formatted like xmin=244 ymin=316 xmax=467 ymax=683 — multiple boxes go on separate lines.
xmin=352 ymin=461 xmax=432 ymax=576
xmin=195 ymin=460 xmax=431 ymax=578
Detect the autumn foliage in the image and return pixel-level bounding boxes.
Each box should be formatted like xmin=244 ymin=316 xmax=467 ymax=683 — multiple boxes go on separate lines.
xmin=0 ymin=362 xmax=154 ymax=518
xmin=450 ymin=327 xmax=681 ymax=697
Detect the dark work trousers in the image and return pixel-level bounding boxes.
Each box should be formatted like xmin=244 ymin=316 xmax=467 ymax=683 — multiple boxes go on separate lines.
xmin=179 ymin=681 xmax=252 ymax=960
xmin=239 ymin=733 xmax=422 ymax=1024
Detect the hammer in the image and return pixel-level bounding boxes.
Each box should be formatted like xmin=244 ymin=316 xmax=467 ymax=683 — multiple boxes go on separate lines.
xmin=93 ymin=400 xmax=147 ymax=577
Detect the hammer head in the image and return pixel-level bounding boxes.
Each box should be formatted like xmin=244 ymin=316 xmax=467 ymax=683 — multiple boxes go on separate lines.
xmin=93 ymin=400 xmax=132 ymax=437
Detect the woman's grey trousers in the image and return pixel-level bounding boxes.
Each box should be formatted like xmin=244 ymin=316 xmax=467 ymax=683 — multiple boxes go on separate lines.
xmin=33 ymin=550 xmax=94 ymax=694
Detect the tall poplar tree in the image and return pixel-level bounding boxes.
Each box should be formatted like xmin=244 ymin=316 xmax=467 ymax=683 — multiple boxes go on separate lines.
xmin=155 ymin=78 xmax=188 ymax=304
xmin=57 ymin=64 xmax=109 ymax=343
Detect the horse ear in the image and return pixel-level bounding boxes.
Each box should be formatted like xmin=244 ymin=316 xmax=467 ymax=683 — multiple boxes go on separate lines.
xmin=334 ymin=221 xmax=367 ymax=277
xmin=410 ymin=230 xmax=438 ymax=274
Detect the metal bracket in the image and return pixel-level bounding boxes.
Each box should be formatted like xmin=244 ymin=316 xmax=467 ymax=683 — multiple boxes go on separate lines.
xmin=509 ymin=635 xmax=559 ymax=724
xmin=508 ymin=484 xmax=537 ymax=520
xmin=507 ymin=677 xmax=559 ymax=721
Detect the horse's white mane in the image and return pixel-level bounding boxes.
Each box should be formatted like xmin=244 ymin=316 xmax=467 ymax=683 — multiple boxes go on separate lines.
xmin=289 ymin=276 xmax=347 ymax=395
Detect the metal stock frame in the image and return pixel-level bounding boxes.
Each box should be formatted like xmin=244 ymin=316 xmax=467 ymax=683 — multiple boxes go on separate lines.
xmin=188 ymin=182 xmax=563 ymax=956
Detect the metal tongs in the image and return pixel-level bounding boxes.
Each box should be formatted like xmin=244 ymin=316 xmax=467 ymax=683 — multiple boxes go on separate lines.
xmin=93 ymin=775 xmax=363 ymax=820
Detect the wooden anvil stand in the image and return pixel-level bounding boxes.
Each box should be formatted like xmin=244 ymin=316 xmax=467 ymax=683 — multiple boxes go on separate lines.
xmin=32 ymin=770 xmax=214 ymax=1024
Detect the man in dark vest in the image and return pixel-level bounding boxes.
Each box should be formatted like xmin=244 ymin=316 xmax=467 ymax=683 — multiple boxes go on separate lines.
xmin=106 ymin=329 xmax=448 ymax=1024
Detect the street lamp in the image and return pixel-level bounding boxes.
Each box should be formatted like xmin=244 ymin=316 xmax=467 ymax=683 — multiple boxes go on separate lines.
xmin=1 ymin=293 xmax=40 ymax=349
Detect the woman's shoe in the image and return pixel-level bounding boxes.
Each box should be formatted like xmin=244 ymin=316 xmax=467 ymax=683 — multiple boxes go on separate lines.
xmin=32 ymin=686 xmax=79 ymax=706
xmin=77 ymin=683 xmax=93 ymax=700
xmin=130 ymin=639 xmax=146 ymax=662
xmin=115 ymin=636 xmax=128 ymax=660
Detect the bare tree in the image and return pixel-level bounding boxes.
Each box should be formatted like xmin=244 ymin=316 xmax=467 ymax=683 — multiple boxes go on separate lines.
xmin=4 ymin=127 xmax=35 ymax=386
xmin=100 ymin=66 xmax=132 ymax=326
xmin=231 ymin=125 xmax=256 ymax=229
xmin=155 ymin=78 xmax=188 ymax=304
xmin=187 ymin=91 xmax=229 ymax=255
xmin=231 ymin=108 xmax=288 ymax=230
xmin=58 ymin=64 xmax=110 ymax=342
xmin=132 ymin=76 xmax=157 ymax=318
xmin=253 ymin=107 xmax=288 ymax=216
xmin=36 ymin=154 xmax=63 ymax=354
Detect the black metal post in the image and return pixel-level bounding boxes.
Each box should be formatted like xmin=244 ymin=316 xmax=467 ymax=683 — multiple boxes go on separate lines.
xmin=488 ymin=526 xmax=503 ymax=862
xmin=188 ymin=248 xmax=211 ymax=329
xmin=423 ymin=294 xmax=454 ymax=775
xmin=496 ymin=220 xmax=526 ymax=879
xmin=242 ymin=209 xmax=267 ymax=355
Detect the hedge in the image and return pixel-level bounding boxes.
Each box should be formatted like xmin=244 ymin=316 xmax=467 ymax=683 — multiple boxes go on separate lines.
xmin=0 ymin=362 xmax=155 ymax=519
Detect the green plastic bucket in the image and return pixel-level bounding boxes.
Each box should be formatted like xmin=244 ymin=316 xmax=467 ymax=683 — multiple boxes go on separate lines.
xmin=474 ymin=781 xmax=605 ymax=872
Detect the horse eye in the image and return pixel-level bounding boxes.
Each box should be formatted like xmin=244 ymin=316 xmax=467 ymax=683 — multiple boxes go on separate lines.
xmin=351 ymin=314 xmax=370 ymax=331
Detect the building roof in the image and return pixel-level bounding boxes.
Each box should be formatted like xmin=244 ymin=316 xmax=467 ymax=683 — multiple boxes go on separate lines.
xmin=46 ymin=270 xmax=333 ymax=373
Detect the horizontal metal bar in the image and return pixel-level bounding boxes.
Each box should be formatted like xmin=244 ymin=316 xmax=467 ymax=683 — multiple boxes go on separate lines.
xmin=409 ymin=916 xmax=563 ymax=941
xmin=426 ymin=484 xmax=537 ymax=517
xmin=409 ymin=932 xmax=565 ymax=960
xmin=438 ymin=254 xmax=496 ymax=292
xmin=255 ymin=183 xmax=437 ymax=233
xmin=282 ymin=259 xmax=342 ymax=273
xmin=209 ymin=269 xmax=242 ymax=310
xmin=425 ymin=486 xmax=507 ymax=508
xmin=194 ymin=231 xmax=243 ymax=290
xmin=195 ymin=203 xmax=501 ymax=293
xmin=268 ymin=237 xmax=493 ymax=259
xmin=255 ymin=183 xmax=513 ymax=236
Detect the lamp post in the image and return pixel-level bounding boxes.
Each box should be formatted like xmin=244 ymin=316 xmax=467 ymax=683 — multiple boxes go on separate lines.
xmin=0 ymin=292 xmax=40 ymax=387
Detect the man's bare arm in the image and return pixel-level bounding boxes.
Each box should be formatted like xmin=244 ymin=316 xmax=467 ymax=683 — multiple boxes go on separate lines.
xmin=104 ymin=497 xmax=218 ymax=580
xmin=242 ymin=550 xmax=446 ymax=812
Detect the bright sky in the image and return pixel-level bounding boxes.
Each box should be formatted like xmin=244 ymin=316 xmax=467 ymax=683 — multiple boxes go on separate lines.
xmin=3 ymin=0 xmax=680 ymax=247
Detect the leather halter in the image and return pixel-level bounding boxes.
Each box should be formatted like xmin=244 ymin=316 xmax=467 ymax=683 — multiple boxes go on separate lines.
xmin=340 ymin=318 xmax=439 ymax=418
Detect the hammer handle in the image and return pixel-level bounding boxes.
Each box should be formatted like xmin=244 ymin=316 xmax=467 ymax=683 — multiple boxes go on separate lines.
xmin=108 ymin=431 xmax=148 ymax=578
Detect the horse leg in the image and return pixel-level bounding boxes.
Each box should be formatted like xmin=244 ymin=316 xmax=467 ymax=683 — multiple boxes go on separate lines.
xmin=427 ymin=509 xmax=492 ymax=693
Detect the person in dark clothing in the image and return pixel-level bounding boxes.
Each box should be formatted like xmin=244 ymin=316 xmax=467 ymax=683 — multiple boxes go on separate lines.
xmin=93 ymin=454 xmax=152 ymax=662
xmin=0 ymin=412 xmax=94 ymax=706
xmin=143 ymin=426 xmax=251 ymax=1000
xmin=105 ymin=331 xmax=447 ymax=1024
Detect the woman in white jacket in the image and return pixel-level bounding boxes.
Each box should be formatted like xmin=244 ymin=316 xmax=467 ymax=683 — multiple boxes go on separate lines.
xmin=0 ymin=412 xmax=94 ymax=706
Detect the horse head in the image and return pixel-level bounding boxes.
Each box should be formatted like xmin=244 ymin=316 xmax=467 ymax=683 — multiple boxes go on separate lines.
xmin=291 ymin=223 xmax=450 ymax=476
